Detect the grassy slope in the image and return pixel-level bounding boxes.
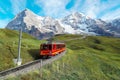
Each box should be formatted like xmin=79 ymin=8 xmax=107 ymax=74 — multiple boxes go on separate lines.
xmin=0 ymin=29 xmax=45 ymax=71
xmin=5 ymin=34 xmax=120 ymax=80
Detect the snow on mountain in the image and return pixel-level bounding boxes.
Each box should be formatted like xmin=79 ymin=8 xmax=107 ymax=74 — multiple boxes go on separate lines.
xmin=60 ymin=12 xmax=112 ymax=36
xmin=6 ymin=9 xmax=117 ymax=39
xmin=6 ymin=9 xmax=64 ymax=39
xmin=105 ymin=18 xmax=120 ymax=37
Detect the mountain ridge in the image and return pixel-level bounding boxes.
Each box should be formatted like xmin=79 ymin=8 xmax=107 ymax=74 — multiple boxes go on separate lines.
xmin=6 ymin=9 xmax=119 ymax=39
xmin=6 ymin=9 xmax=64 ymax=39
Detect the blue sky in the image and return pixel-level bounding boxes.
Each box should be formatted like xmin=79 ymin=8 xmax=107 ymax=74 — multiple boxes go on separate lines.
xmin=0 ymin=0 xmax=120 ymax=28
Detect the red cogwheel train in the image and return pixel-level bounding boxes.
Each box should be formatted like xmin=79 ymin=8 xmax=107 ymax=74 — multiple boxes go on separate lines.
xmin=40 ymin=42 xmax=66 ymax=57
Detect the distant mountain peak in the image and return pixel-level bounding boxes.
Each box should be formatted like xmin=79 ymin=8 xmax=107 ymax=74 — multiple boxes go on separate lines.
xmin=72 ymin=12 xmax=85 ymax=17
xmin=18 ymin=9 xmax=36 ymax=17
xmin=64 ymin=12 xmax=91 ymax=21
xmin=6 ymin=9 xmax=120 ymax=39
xmin=24 ymin=8 xmax=29 ymax=11
xmin=6 ymin=9 xmax=64 ymax=39
xmin=66 ymin=12 xmax=85 ymax=18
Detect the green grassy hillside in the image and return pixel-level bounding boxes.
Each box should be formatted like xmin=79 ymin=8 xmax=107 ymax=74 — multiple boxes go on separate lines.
xmin=4 ymin=34 xmax=120 ymax=80
xmin=0 ymin=29 xmax=45 ymax=71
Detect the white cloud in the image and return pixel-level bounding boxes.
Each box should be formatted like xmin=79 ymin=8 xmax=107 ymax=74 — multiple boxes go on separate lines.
xmin=10 ymin=0 xmax=27 ymax=15
xmin=101 ymin=8 xmax=120 ymax=20
xmin=28 ymin=0 xmax=120 ymax=20
xmin=75 ymin=0 xmax=101 ymax=18
xmin=35 ymin=0 xmax=101 ymax=18
xmin=5 ymin=0 xmax=120 ymax=21
xmin=0 ymin=19 xmax=10 ymax=28
xmin=35 ymin=0 xmax=70 ymax=18
xmin=66 ymin=0 xmax=120 ymax=20
xmin=34 ymin=0 xmax=104 ymax=19
xmin=87 ymin=0 xmax=100 ymax=18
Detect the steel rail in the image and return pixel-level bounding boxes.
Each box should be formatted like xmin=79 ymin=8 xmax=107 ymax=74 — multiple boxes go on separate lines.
xmin=0 ymin=51 xmax=66 ymax=80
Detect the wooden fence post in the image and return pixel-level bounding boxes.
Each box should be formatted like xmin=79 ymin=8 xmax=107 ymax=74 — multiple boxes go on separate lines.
xmin=40 ymin=59 xmax=42 ymax=78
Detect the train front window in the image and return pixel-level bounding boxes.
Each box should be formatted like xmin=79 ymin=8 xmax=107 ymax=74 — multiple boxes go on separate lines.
xmin=41 ymin=45 xmax=48 ymax=50
xmin=41 ymin=45 xmax=52 ymax=50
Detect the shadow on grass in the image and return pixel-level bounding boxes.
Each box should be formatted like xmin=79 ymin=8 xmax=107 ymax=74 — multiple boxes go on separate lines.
xmin=28 ymin=49 xmax=41 ymax=60
xmin=28 ymin=49 xmax=52 ymax=60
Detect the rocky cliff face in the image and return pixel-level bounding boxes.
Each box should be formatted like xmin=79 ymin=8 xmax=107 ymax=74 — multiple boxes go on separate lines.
xmin=6 ymin=9 xmax=120 ymax=39
xmin=60 ymin=12 xmax=112 ymax=36
xmin=105 ymin=18 xmax=120 ymax=37
xmin=6 ymin=9 xmax=64 ymax=39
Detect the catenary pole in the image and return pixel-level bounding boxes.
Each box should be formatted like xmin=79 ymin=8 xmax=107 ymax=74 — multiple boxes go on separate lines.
xmin=17 ymin=27 xmax=22 ymax=65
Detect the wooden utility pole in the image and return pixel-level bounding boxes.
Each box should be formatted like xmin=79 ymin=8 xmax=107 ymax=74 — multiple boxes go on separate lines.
xmin=40 ymin=59 xmax=43 ymax=78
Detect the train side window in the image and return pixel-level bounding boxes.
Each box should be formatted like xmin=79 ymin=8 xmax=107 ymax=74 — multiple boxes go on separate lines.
xmin=42 ymin=45 xmax=49 ymax=50
xmin=49 ymin=45 xmax=52 ymax=50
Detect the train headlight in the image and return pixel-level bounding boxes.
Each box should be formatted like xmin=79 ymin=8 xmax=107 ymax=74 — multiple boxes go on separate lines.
xmin=49 ymin=51 xmax=52 ymax=54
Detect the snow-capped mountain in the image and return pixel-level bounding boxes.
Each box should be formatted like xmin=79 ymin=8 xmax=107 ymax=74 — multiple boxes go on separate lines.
xmin=61 ymin=12 xmax=112 ymax=36
xmin=6 ymin=9 xmax=64 ymax=39
xmin=6 ymin=9 xmax=119 ymax=39
xmin=105 ymin=18 xmax=120 ymax=37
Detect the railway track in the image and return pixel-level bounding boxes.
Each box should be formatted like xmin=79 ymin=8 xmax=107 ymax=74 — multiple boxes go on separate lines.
xmin=52 ymin=35 xmax=87 ymax=43
xmin=0 ymin=36 xmax=85 ymax=80
xmin=0 ymin=51 xmax=66 ymax=80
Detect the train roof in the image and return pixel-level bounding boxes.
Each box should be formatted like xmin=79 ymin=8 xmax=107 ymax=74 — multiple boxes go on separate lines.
xmin=41 ymin=42 xmax=65 ymax=45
